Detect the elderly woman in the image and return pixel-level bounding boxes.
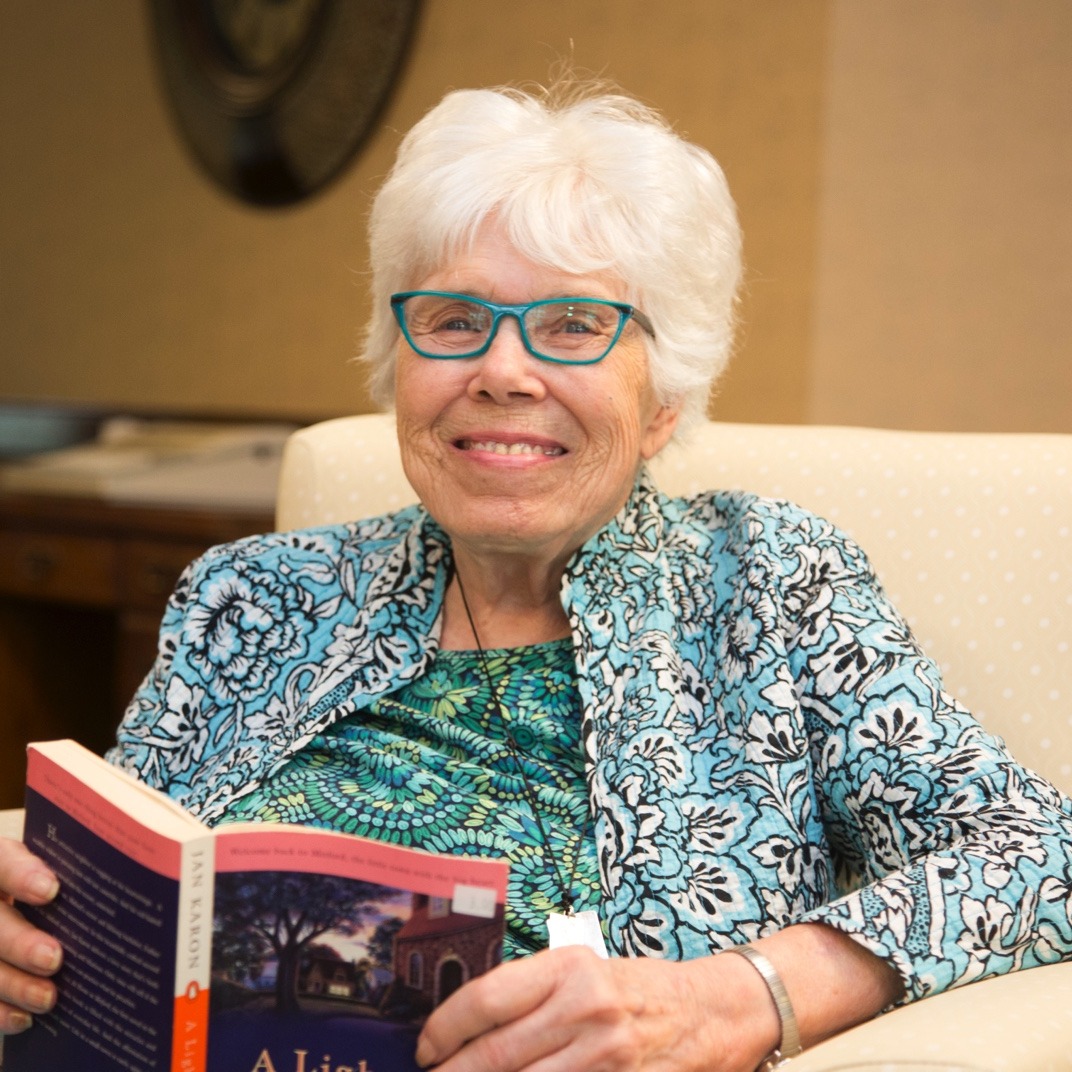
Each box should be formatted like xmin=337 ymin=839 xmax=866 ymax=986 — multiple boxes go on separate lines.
xmin=2 ymin=83 xmax=1071 ymax=1072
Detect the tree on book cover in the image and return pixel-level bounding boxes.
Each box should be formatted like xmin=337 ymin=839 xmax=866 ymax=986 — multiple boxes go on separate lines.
xmin=209 ymin=873 xmax=504 ymax=1072
xmin=6 ymin=739 xmax=508 ymax=1072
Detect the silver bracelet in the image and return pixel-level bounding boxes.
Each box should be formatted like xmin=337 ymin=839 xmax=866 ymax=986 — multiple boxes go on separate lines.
xmin=728 ymin=944 xmax=802 ymax=1070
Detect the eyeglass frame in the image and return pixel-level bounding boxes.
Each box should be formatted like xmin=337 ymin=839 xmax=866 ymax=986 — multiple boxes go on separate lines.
xmin=389 ymin=290 xmax=656 ymax=366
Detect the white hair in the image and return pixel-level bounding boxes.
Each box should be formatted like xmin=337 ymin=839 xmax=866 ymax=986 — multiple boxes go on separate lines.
xmin=360 ymin=82 xmax=742 ymax=437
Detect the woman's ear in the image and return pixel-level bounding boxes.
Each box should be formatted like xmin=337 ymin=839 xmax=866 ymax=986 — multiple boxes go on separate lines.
xmin=640 ymin=404 xmax=681 ymax=461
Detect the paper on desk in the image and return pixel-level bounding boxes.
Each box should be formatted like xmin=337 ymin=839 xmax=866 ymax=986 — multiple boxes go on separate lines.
xmin=0 ymin=418 xmax=296 ymax=511
xmin=101 ymin=449 xmax=286 ymax=510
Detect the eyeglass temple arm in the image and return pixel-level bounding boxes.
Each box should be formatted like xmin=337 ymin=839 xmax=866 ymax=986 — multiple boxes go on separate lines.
xmin=630 ymin=308 xmax=656 ymax=338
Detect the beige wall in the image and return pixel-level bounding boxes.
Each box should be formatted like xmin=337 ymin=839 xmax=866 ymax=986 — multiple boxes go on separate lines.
xmin=1 ymin=1 xmax=1068 ymax=432
xmin=811 ymin=0 xmax=1072 ymax=432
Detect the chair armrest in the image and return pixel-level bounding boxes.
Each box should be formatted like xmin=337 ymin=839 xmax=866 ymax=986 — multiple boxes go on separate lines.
xmin=0 ymin=808 xmax=24 ymax=841
xmin=786 ymin=961 xmax=1072 ymax=1070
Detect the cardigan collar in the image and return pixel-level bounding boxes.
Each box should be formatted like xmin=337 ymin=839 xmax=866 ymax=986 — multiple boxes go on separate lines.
xmin=281 ymin=468 xmax=675 ymax=753
xmin=213 ymin=470 xmax=702 ymax=954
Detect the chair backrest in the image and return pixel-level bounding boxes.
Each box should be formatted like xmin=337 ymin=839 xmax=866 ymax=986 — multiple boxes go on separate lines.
xmin=276 ymin=414 xmax=1072 ymax=795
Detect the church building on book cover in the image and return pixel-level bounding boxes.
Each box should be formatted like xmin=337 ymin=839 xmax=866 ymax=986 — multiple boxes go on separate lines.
xmin=391 ymin=894 xmax=504 ymax=1014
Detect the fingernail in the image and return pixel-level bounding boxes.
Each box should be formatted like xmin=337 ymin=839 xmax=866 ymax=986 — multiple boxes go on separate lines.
xmin=26 ymin=872 xmax=59 ymax=902
xmin=415 ymin=1038 xmax=436 ymax=1067
xmin=31 ymin=941 xmax=62 ymax=973
xmin=7 ymin=1011 xmax=33 ymax=1033
xmin=27 ymin=981 xmax=56 ymax=1013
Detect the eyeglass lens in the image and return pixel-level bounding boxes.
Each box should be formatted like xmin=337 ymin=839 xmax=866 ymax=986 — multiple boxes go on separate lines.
xmin=400 ymin=294 xmax=625 ymax=362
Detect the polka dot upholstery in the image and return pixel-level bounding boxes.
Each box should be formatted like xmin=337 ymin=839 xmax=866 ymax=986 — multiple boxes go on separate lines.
xmin=275 ymin=413 xmax=416 ymax=528
xmin=277 ymin=415 xmax=1072 ymax=798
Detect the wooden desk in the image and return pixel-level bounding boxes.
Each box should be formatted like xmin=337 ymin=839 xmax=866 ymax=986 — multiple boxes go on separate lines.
xmin=0 ymin=492 xmax=273 ymax=807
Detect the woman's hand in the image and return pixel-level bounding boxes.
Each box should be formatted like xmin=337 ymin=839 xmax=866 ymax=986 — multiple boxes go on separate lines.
xmin=415 ymin=924 xmax=904 ymax=1072
xmin=0 ymin=838 xmax=62 ymax=1034
xmin=415 ymin=944 xmax=778 ymax=1072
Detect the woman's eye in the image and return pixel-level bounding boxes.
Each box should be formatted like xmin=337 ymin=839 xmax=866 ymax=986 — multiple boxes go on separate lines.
xmin=538 ymin=303 xmax=616 ymax=338
xmin=431 ymin=307 xmax=485 ymax=332
xmin=440 ymin=316 xmax=475 ymax=331
xmin=548 ymin=312 xmax=605 ymax=336
xmin=561 ymin=318 xmax=597 ymax=334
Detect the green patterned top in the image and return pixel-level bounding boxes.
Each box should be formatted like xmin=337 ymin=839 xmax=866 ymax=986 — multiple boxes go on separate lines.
xmin=217 ymin=639 xmax=600 ymax=958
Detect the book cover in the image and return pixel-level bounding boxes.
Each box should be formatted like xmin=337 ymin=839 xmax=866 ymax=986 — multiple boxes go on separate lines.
xmin=7 ymin=740 xmax=509 ymax=1072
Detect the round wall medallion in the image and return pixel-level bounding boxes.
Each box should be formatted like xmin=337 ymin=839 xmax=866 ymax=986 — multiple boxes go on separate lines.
xmin=148 ymin=0 xmax=421 ymax=207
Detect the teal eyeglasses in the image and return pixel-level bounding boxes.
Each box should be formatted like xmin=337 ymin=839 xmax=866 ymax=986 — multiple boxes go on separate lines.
xmin=391 ymin=291 xmax=655 ymax=365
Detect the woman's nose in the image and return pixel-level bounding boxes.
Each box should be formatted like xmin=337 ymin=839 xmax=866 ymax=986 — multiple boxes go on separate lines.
xmin=466 ymin=317 xmax=548 ymax=403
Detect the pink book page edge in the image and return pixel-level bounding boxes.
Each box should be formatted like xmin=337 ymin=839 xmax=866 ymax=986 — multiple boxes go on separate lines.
xmin=26 ymin=749 xmax=185 ymax=880
xmin=215 ymin=825 xmax=509 ymax=902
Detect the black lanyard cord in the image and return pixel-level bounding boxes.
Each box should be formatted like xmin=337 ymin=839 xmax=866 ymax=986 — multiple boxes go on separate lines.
xmin=453 ymin=568 xmax=578 ymax=916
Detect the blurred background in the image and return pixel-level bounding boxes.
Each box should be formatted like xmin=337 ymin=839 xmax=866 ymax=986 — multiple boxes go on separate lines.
xmin=0 ymin=1 xmax=1069 ymax=803
xmin=3 ymin=0 xmax=1070 ymax=434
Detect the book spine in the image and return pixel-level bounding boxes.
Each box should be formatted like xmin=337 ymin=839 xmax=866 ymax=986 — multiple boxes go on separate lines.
xmin=171 ymin=831 xmax=215 ymax=1072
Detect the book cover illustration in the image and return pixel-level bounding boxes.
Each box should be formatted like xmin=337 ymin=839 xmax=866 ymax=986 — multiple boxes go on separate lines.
xmin=6 ymin=740 xmax=508 ymax=1072
xmin=209 ymin=829 xmax=506 ymax=1072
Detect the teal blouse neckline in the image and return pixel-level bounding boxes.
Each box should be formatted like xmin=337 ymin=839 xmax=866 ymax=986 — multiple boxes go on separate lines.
xmin=218 ymin=639 xmax=600 ymax=958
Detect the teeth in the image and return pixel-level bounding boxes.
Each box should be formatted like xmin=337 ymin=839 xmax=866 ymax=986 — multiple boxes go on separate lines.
xmin=463 ymin=439 xmax=564 ymax=456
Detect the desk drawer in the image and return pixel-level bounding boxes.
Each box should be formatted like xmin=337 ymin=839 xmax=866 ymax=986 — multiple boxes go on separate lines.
xmin=120 ymin=539 xmax=205 ymax=611
xmin=0 ymin=531 xmax=119 ymax=606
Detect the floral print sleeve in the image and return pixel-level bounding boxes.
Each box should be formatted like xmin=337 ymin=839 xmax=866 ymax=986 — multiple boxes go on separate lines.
xmin=108 ymin=511 xmax=447 ymax=816
xmin=771 ymin=507 xmax=1072 ymax=998
xmin=566 ymin=478 xmax=1072 ymax=1000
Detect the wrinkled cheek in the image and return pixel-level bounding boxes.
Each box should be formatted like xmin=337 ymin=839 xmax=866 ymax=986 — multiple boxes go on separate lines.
xmin=396 ymin=431 xmax=446 ymax=502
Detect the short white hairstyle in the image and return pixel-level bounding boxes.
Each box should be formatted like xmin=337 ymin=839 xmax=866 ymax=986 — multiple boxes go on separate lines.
xmin=360 ymin=82 xmax=742 ymax=437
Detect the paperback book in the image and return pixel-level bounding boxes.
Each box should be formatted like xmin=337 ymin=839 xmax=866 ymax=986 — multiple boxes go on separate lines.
xmin=7 ymin=739 xmax=509 ymax=1072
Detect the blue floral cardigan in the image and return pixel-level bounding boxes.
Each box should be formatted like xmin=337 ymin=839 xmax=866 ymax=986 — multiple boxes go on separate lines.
xmin=109 ymin=473 xmax=1072 ymax=1001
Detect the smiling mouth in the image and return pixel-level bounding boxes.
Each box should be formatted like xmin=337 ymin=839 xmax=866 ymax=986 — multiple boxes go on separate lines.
xmin=457 ymin=438 xmax=566 ymax=457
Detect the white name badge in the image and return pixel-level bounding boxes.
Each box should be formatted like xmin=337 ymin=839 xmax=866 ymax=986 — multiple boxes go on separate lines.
xmin=547 ymin=910 xmax=609 ymax=958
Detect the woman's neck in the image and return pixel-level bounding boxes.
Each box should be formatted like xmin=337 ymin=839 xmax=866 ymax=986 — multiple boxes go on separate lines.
xmin=439 ymin=551 xmax=572 ymax=651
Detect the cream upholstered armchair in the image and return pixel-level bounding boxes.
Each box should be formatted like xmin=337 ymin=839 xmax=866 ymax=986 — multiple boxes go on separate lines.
xmin=277 ymin=413 xmax=1072 ymax=1070
xmin=278 ymin=413 xmax=1072 ymax=798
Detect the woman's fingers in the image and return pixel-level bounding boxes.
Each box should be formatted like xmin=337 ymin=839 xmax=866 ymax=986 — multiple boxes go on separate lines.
xmin=413 ymin=951 xmax=600 ymax=1067
xmin=417 ymin=948 xmax=570 ymax=1068
xmin=0 ymin=949 xmax=59 ymax=1032
xmin=416 ymin=946 xmax=671 ymax=1072
xmin=0 ymin=902 xmax=62 ymax=1034
xmin=0 ymin=839 xmax=59 ymax=907
xmin=0 ymin=839 xmax=62 ymax=1034
xmin=0 ymin=898 xmax=62 ymax=973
